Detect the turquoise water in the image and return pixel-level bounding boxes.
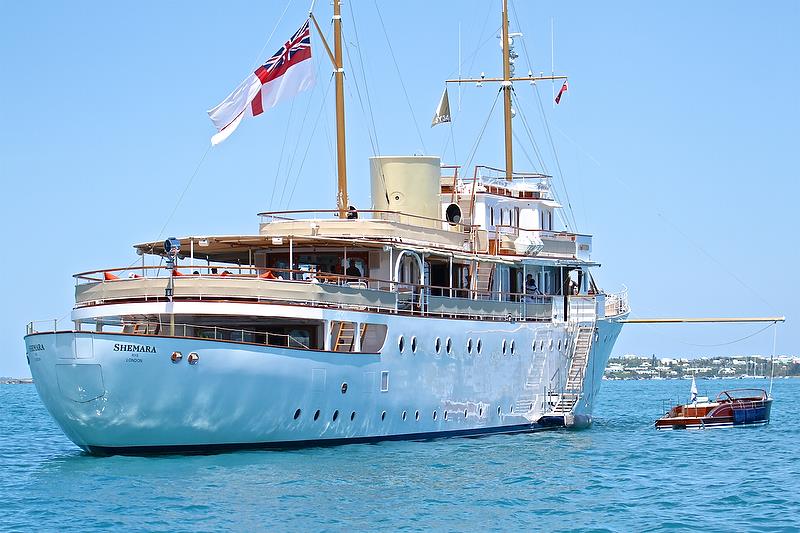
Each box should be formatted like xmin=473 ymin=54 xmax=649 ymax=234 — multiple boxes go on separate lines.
xmin=1 ymin=379 xmax=798 ymax=532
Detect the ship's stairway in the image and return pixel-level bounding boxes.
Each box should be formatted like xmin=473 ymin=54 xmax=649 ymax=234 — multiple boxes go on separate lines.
xmin=543 ymin=326 xmax=594 ymax=418
xmin=473 ymin=262 xmax=494 ymax=299
xmin=332 ymin=321 xmax=357 ymax=352
xmin=457 ymin=197 xmax=474 ymax=229
xmin=513 ymin=341 xmax=549 ymax=417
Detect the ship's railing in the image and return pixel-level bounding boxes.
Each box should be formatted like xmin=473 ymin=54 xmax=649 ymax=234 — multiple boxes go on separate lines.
xmin=604 ymin=287 xmax=630 ymax=317
xmin=26 ymin=317 xmax=311 ymax=350
xmin=26 ymin=319 xmax=69 ymax=335
xmin=257 ymin=208 xmax=477 ymax=232
xmin=26 ymin=319 xmax=311 ymax=350
xmin=71 ymin=265 xmax=573 ymax=322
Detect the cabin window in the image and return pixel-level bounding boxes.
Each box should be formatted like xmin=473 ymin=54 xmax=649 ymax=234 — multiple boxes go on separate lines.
xmin=548 ymin=211 xmax=553 ymax=230
xmin=490 ymin=207 xmax=495 ymax=226
xmin=381 ymin=371 xmax=389 ymax=392
xmin=359 ymin=324 xmax=387 ymax=353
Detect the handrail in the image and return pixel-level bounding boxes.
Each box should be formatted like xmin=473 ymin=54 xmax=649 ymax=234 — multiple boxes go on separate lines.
xmin=257 ymin=208 xmax=479 ymax=231
xmin=27 ymin=317 xmax=311 ymax=350
xmin=73 ymin=264 xmax=566 ymax=303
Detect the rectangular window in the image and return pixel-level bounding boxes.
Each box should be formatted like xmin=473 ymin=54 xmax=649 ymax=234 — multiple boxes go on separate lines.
xmin=380 ymin=371 xmax=389 ymax=392
xmin=359 ymin=324 xmax=388 ymax=353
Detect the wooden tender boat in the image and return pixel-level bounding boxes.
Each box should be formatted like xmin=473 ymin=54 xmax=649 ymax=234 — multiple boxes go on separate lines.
xmin=655 ymin=388 xmax=772 ymax=430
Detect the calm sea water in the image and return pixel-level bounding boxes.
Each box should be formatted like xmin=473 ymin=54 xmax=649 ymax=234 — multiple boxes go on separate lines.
xmin=1 ymin=378 xmax=798 ymax=532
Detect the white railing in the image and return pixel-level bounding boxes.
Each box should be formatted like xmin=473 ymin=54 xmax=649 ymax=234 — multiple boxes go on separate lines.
xmin=604 ymin=287 xmax=630 ymax=317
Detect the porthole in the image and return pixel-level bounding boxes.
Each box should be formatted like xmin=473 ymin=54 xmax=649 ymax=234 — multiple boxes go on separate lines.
xmin=314 ymin=410 xmax=320 ymax=421
xmin=350 ymin=411 xmax=356 ymax=421
xmin=510 ymin=340 xmax=515 ymax=355
xmin=549 ymin=339 xmax=554 ymax=350
xmin=381 ymin=411 xmax=387 ymax=421
xmin=446 ymin=337 xmax=452 ymax=354
xmin=398 ymin=335 xmax=405 ymax=353
xmin=332 ymin=410 xmax=339 ymax=422
xmin=411 ymin=336 xmax=417 ymax=353
xmin=479 ymin=407 xmax=483 ymax=417
xmin=558 ymin=339 xmax=562 ymax=351
xmin=502 ymin=340 xmax=507 ymax=355
xmin=415 ymin=410 xmax=420 ymax=421
xmin=466 ymin=338 xmax=473 ymax=354
xmin=595 ymin=331 xmax=600 ymax=341
xmin=402 ymin=410 xmax=407 ymax=421
xmin=433 ymin=411 xmax=438 ymax=420
xmin=476 ymin=338 xmax=482 ymax=354
xmin=539 ymin=340 xmax=544 ymax=351
xmin=293 ymin=409 xmax=301 ymax=420
xmin=510 ymin=405 xmax=514 ymax=413
xmin=464 ymin=409 xmax=468 ymax=417
xmin=435 ymin=337 xmax=441 ymax=353
xmin=532 ymin=340 xmax=537 ymax=352
xmin=497 ymin=406 xmax=502 ymax=415
xmin=341 ymin=382 xmax=348 ymax=394
xmin=444 ymin=410 xmax=449 ymax=420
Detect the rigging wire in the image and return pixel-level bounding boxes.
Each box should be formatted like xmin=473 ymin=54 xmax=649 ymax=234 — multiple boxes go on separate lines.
xmin=249 ymin=0 xmax=293 ymax=70
xmin=267 ymin=96 xmax=297 ymax=212
xmin=277 ymin=73 xmax=332 ymax=209
xmin=343 ymin=26 xmax=380 ymax=156
xmin=636 ymin=320 xmax=777 ymax=348
xmin=463 ymin=88 xmax=502 ymax=172
xmin=346 ymin=6 xmax=382 ymax=157
xmin=372 ymin=0 xmax=427 ymax=153
xmin=285 ymin=75 xmax=335 ymax=208
xmin=155 ymin=145 xmax=211 ymax=241
xmin=532 ymin=82 xmax=578 ymax=231
xmin=464 ymin=1 xmax=495 ymax=77
xmin=513 ymin=91 xmax=572 ymax=230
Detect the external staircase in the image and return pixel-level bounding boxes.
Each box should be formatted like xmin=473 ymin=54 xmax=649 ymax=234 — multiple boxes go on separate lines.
xmin=544 ymin=326 xmax=594 ymax=418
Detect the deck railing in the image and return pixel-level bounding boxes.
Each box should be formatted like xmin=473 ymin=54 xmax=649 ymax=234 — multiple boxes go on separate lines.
xmin=604 ymin=288 xmax=630 ymax=317
xmin=71 ymin=265 xmax=577 ymax=322
xmin=26 ymin=317 xmax=311 ymax=350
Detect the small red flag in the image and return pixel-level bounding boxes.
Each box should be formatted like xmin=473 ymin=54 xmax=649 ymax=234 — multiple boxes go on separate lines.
xmin=555 ymin=80 xmax=568 ymax=104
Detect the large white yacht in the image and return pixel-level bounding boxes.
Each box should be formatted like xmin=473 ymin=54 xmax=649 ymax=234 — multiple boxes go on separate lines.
xmin=24 ymin=1 xmax=629 ymax=454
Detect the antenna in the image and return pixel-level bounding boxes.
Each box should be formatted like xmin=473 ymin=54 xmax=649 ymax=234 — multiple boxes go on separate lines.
xmin=551 ymin=17 xmax=555 ymax=108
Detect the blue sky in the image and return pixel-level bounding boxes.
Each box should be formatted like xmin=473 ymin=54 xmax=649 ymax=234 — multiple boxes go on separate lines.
xmin=1 ymin=1 xmax=797 ymax=377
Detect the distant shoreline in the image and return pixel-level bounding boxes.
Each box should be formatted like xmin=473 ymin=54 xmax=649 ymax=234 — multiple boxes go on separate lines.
xmin=0 ymin=378 xmax=33 ymax=385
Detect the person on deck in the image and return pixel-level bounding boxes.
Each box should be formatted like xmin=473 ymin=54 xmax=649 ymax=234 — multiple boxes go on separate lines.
xmin=346 ymin=259 xmax=362 ymax=278
xmin=525 ymin=274 xmax=542 ymax=296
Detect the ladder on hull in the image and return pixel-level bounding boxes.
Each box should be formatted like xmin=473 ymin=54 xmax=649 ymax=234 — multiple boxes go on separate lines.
xmin=544 ymin=326 xmax=594 ymax=418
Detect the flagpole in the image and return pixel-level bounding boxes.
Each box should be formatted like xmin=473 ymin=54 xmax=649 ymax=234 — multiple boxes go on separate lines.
xmin=501 ymin=0 xmax=514 ymax=182
xmin=333 ymin=0 xmax=349 ymax=218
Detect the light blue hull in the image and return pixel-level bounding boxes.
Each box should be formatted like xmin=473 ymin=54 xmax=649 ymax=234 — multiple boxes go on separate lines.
xmin=25 ymin=314 xmax=624 ymax=453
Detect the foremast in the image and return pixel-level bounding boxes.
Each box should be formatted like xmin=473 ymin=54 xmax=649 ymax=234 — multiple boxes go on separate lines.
xmin=310 ymin=0 xmax=348 ymax=218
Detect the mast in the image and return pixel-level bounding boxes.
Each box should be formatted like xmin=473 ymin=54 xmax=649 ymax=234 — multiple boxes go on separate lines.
xmin=333 ymin=0 xmax=349 ymax=217
xmin=501 ymin=0 xmax=513 ymax=182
